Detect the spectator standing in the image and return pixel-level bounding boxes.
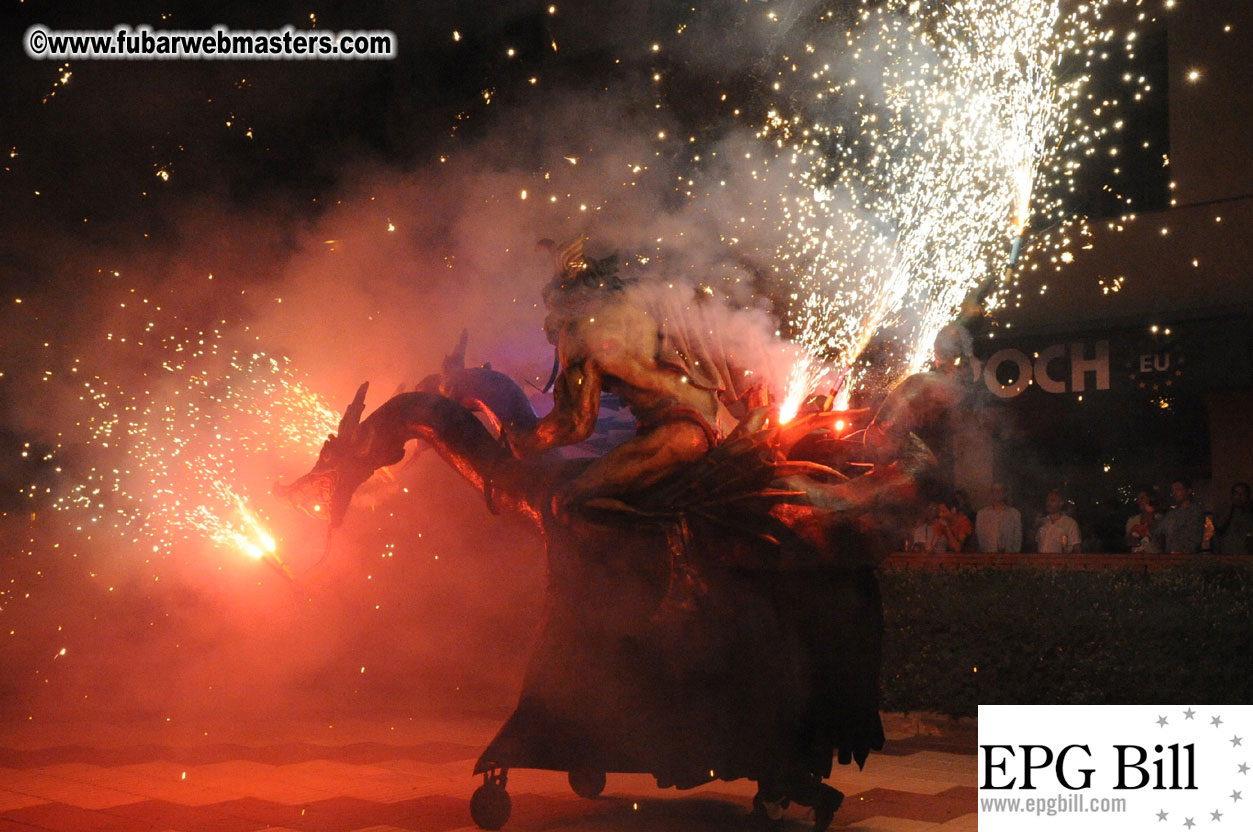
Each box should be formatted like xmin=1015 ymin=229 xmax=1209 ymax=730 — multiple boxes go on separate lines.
xmin=938 ymin=502 xmax=973 ymax=553
xmin=910 ymin=503 xmax=947 ymax=553
xmin=909 ymin=502 xmax=971 ymax=554
xmin=1035 ymin=490 xmax=1080 ymax=554
xmin=953 ymin=489 xmax=978 ymax=552
xmin=976 ymin=482 xmax=1023 ymax=553
xmin=1124 ymin=490 xmax=1161 ymax=553
xmin=1157 ymin=479 xmax=1205 ymax=554
xmin=1215 ymin=482 xmax=1253 ymax=555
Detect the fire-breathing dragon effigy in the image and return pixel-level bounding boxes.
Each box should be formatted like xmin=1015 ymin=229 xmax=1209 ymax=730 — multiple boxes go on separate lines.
xmin=275 ymin=238 xmax=960 ymax=831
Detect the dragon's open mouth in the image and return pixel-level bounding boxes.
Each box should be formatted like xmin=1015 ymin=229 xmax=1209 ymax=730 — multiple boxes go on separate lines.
xmin=273 ymin=471 xmax=335 ymax=521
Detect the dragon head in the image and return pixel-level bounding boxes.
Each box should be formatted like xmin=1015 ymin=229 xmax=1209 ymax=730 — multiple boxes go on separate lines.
xmin=274 ymin=381 xmax=378 ymax=528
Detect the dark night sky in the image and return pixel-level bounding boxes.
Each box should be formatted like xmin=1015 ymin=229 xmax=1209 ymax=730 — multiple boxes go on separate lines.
xmin=0 ymin=1 xmax=1189 ymax=296
xmin=1 ymin=2 xmax=578 ymax=280
xmin=0 ymin=1 xmax=809 ymax=286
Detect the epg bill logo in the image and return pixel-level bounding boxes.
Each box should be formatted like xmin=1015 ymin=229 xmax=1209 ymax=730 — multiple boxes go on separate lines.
xmin=978 ymin=706 xmax=1250 ymax=831
xmin=982 ymin=741 xmax=1196 ymax=790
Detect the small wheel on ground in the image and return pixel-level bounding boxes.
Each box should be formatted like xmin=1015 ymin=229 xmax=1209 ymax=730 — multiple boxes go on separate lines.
xmin=568 ymin=768 xmax=607 ymax=799
xmin=470 ymin=782 xmax=511 ymax=830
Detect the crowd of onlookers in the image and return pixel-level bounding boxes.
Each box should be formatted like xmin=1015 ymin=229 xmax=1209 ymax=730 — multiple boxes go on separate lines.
xmin=907 ymin=479 xmax=1253 ymax=555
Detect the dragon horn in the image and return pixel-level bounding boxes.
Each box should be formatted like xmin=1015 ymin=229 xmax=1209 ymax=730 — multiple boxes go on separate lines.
xmin=337 ymin=381 xmax=369 ymax=438
xmin=443 ymin=329 xmax=469 ymax=376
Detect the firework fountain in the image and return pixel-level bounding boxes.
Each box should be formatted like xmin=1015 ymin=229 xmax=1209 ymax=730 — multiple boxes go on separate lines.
xmin=767 ymin=0 xmax=1118 ymax=420
xmin=48 ymin=316 xmax=338 ymax=579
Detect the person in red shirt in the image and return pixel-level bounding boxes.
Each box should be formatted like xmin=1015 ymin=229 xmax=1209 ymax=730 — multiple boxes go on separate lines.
xmin=1124 ymin=489 xmax=1160 ymax=553
xmin=935 ymin=501 xmax=973 ymax=553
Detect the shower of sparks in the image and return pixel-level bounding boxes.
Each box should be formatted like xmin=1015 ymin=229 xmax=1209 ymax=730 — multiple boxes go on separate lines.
xmin=760 ymin=0 xmax=1127 ymax=407
xmin=45 ymin=319 xmax=338 ymax=574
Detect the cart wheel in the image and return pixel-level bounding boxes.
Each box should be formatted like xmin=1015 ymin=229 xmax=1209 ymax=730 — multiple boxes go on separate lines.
xmin=470 ymin=779 xmax=511 ymax=830
xmin=568 ymin=768 xmax=606 ymax=799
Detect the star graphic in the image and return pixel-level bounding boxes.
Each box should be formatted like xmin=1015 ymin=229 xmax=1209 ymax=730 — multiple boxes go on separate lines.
xmin=1232 ymin=790 xmax=1243 ymax=802
xmin=1158 ymin=715 xmax=1169 ymax=727
xmin=1210 ymin=809 xmax=1223 ymax=822
xmin=1184 ymin=817 xmax=1195 ymax=829
xmin=1212 ymin=715 xmax=1224 ymax=727
xmin=1157 ymin=809 xmax=1169 ymax=821
xmin=1239 ymin=763 xmax=1249 ymax=775
xmin=1183 ymin=708 xmax=1196 ymax=720
xmin=1232 ymin=735 xmax=1243 ymax=748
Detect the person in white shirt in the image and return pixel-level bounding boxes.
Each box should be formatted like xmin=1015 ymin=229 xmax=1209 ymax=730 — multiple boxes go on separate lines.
xmin=1035 ymin=490 xmax=1080 ymax=554
xmin=910 ymin=502 xmax=948 ymax=553
xmin=975 ymin=482 xmax=1022 ymax=553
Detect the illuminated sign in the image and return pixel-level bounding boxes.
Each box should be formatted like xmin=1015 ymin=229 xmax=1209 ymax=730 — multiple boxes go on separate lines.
xmin=974 ymin=341 xmax=1110 ymax=399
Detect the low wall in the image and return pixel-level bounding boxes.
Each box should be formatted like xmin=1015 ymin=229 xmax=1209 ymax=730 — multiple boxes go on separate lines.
xmin=876 ymin=554 xmax=1253 ymax=716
